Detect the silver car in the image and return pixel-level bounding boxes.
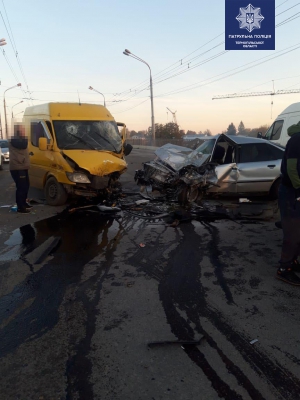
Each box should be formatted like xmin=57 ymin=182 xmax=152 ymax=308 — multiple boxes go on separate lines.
xmin=135 ymin=134 xmax=284 ymax=202
xmin=0 ymin=140 xmax=9 ymax=163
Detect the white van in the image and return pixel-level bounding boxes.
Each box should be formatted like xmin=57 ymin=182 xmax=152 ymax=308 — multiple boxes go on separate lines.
xmin=264 ymin=102 xmax=300 ymax=148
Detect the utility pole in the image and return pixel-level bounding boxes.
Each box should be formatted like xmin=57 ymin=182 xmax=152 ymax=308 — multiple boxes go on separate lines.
xmin=0 ymin=38 xmax=7 ymax=139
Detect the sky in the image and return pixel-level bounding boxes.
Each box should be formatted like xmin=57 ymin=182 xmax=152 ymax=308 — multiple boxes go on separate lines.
xmin=0 ymin=0 xmax=300 ymax=136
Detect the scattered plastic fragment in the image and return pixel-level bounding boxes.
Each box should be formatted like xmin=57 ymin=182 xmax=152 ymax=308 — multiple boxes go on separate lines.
xmin=0 ymin=205 xmax=12 ymax=208
xmin=250 ymin=339 xmax=258 ymax=345
xmin=139 ymin=243 xmax=146 ymax=248
xmin=239 ymin=198 xmax=251 ymax=203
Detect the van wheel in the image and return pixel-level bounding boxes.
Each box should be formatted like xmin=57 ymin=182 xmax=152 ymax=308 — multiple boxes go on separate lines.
xmin=44 ymin=177 xmax=68 ymax=206
xmin=269 ymin=178 xmax=281 ymax=200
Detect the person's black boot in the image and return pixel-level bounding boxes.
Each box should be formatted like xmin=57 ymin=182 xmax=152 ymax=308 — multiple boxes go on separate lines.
xmin=277 ymin=267 xmax=300 ymax=286
xmin=275 ymin=221 xmax=282 ymax=229
xmin=292 ymin=259 xmax=300 ymax=273
xmin=17 ymin=207 xmax=30 ymax=214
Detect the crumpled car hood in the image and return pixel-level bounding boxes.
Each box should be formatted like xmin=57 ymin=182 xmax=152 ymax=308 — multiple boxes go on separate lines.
xmin=62 ymin=149 xmax=127 ymax=176
xmin=155 ymin=143 xmax=210 ymax=171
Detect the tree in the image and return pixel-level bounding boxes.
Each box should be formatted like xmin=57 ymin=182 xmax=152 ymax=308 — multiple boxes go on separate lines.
xmin=203 ymin=129 xmax=212 ymax=136
xmin=238 ymin=121 xmax=245 ymax=136
xmin=226 ymin=123 xmax=237 ymax=136
xmin=148 ymin=123 xmax=182 ymax=139
xmin=130 ymin=130 xmax=137 ymax=137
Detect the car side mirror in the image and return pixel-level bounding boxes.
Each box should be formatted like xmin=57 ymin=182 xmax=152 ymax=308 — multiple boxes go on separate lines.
xmin=38 ymin=137 xmax=47 ymax=151
xmin=123 ymin=143 xmax=133 ymax=156
xmin=257 ymin=132 xmax=262 ymax=138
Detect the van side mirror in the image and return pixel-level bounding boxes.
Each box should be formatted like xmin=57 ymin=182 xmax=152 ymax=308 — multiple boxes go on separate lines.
xmin=123 ymin=143 xmax=133 ymax=156
xmin=257 ymin=132 xmax=262 ymax=138
xmin=39 ymin=137 xmax=47 ymax=151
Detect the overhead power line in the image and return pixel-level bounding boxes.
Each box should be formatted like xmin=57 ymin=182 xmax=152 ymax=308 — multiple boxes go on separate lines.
xmin=0 ymin=1 xmax=33 ymax=104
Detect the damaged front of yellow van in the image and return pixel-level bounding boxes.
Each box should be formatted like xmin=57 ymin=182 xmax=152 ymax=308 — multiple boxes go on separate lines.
xmin=23 ymin=102 xmax=132 ymax=205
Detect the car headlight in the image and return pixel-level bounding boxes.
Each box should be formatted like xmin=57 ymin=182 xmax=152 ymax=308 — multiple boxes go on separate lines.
xmin=66 ymin=172 xmax=91 ymax=183
xmin=4 ymin=152 xmax=9 ymax=157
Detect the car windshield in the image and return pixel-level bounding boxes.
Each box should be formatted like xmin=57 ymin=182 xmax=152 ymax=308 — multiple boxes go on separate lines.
xmin=0 ymin=140 xmax=8 ymax=148
xmin=194 ymin=139 xmax=216 ymax=154
xmin=53 ymin=120 xmax=122 ymax=153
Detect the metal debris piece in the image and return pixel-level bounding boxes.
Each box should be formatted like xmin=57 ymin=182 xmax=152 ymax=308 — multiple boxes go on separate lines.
xmin=34 ymin=237 xmax=61 ymax=265
xmin=97 ymin=205 xmax=121 ymax=212
xmin=135 ymin=199 xmax=150 ymax=205
xmin=250 ymin=339 xmax=259 ymax=345
xmin=148 ymin=336 xmax=205 ymax=348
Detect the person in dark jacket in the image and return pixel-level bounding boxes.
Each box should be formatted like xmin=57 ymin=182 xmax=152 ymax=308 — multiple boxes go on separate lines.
xmin=9 ymin=124 xmax=32 ymax=214
xmin=277 ymin=121 xmax=300 ymax=285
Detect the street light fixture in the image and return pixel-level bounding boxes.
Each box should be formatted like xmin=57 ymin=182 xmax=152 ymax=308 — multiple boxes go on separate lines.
xmin=3 ymin=83 xmax=21 ymax=137
xmin=11 ymin=100 xmax=24 ymax=118
xmin=123 ymin=49 xmax=155 ymax=142
xmin=88 ymin=86 xmax=106 ymax=107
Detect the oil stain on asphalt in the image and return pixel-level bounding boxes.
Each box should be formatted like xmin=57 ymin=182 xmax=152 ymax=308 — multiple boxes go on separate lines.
xmin=0 ymin=208 xmax=125 ymax=398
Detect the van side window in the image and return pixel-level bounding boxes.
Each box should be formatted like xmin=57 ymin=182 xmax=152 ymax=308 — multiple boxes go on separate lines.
xmin=265 ymin=120 xmax=284 ymax=140
xmin=31 ymin=122 xmax=50 ymax=147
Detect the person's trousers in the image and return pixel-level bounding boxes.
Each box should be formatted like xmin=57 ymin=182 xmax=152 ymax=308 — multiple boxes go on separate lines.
xmin=10 ymin=169 xmax=30 ymax=210
xmin=278 ymin=184 xmax=300 ymax=266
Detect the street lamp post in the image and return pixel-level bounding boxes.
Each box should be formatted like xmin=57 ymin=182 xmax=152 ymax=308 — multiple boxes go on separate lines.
xmin=0 ymin=38 xmax=7 ymax=139
xmin=11 ymin=100 xmax=24 ymax=118
xmin=4 ymin=83 xmax=22 ymax=138
xmin=14 ymin=111 xmax=24 ymax=117
xmin=123 ymin=49 xmax=155 ymax=142
xmin=88 ymin=86 xmax=106 ymax=107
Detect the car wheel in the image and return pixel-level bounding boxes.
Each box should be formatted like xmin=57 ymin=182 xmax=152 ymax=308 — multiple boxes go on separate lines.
xmin=178 ymin=186 xmax=199 ymax=204
xmin=44 ymin=177 xmax=68 ymax=206
xmin=269 ymin=178 xmax=281 ymax=200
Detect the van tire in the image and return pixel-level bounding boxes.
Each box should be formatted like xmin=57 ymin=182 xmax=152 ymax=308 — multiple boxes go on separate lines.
xmin=44 ymin=177 xmax=68 ymax=206
xmin=269 ymin=178 xmax=281 ymax=200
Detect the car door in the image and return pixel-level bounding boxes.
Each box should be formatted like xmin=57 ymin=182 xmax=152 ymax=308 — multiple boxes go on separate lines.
xmin=28 ymin=120 xmax=53 ymax=189
xmin=236 ymin=143 xmax=283 ymax=194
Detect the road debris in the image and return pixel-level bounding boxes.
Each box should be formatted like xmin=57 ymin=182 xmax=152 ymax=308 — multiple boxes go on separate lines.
xmin=148 ymin=336 xmax=205 ymax=348
xmin=239 ymin=198 xmax=251 ymax=203
xmin=34 ymin=236 xmax=61 ymax=265
xmin=139 ymin=243 xmax=146 ymax=248
xmin=250 ymin=339 xmax=259 ymax=345
xmin=135 ymin=199 xmax=150 ymax=205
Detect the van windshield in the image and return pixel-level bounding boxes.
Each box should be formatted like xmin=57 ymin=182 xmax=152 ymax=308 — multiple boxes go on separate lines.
xmin=53 ymin=120 xmax=122 ymax=153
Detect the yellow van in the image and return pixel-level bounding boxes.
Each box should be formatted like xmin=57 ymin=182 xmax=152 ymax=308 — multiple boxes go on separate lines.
xmin=23 ymin=102 xmax=132 ymax=205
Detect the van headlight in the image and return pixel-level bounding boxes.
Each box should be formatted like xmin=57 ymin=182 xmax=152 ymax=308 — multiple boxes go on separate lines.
xmin=66 ymin=172 xmax=91 ymax=183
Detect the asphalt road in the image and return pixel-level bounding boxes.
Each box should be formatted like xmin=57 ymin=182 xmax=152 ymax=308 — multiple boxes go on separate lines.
xmin=0 ymin=148 xmax=300 ymax=400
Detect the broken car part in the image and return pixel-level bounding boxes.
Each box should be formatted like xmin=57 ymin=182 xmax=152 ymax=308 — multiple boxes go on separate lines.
xmin=135 ymin=134 xmax=284 ymax=203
